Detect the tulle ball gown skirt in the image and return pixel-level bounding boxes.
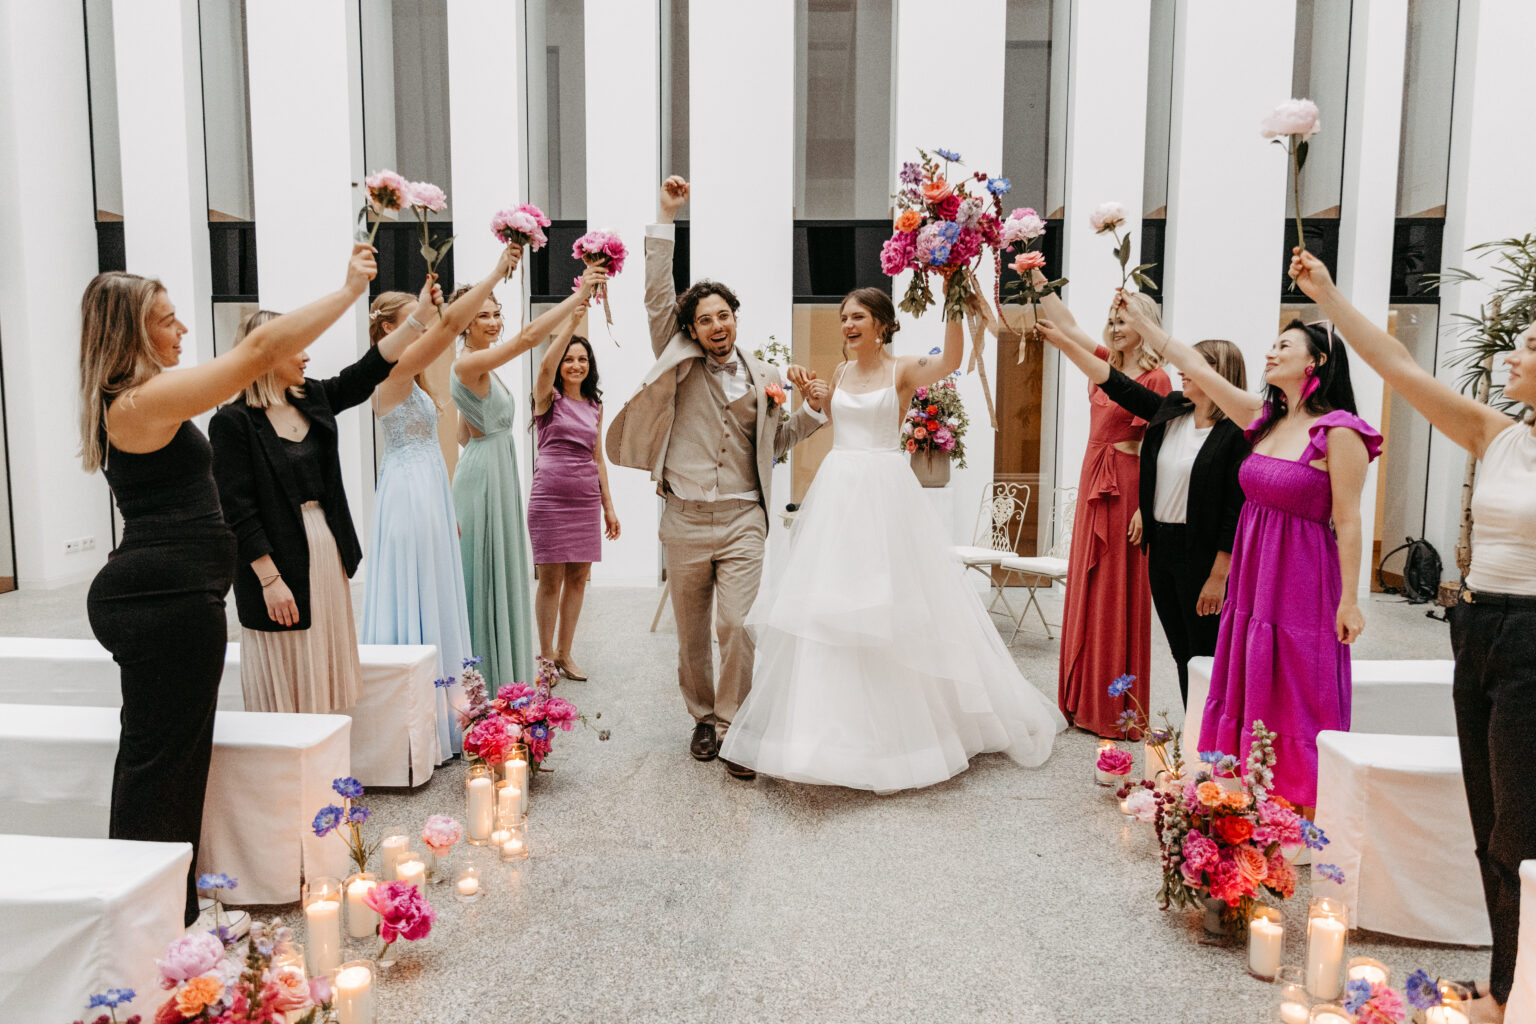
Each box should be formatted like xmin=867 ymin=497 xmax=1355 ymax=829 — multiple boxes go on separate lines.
xmin=721 ymin=447 xmax=1066 ymax=793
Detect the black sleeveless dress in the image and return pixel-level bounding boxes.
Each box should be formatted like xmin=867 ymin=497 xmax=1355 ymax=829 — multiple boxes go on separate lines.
xmin=87 ymin=419 xmax=236 ymax=926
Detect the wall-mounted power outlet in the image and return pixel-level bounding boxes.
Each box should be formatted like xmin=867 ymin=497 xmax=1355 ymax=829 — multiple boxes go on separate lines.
xmin=64 ymin=536 xmax=97 ymax=554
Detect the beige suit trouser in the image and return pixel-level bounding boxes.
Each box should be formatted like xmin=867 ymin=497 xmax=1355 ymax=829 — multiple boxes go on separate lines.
xmin=659 ymin=495 xmax=766 ymax=734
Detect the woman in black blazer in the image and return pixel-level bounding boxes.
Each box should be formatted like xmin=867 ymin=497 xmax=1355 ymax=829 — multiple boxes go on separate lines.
xmin=210 ymin=279 xmax=441 ymax=713
xmin=1037 ymin=318 xmax=1249 ymax=706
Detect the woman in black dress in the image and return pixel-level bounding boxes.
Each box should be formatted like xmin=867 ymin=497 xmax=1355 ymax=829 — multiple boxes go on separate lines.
xmin=79 ymin=243 xmax=375 ymax=927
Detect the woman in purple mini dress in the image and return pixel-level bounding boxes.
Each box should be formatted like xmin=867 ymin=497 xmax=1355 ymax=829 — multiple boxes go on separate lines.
xmin=1117 ymin=295 xmax=1377 ymax=813
xmin=529 ymin=306 xmax=621 ymax=681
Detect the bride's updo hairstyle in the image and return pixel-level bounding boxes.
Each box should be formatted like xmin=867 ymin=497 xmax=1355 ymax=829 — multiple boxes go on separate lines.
xmin=840 ymin=287 xmax=900 ymax=345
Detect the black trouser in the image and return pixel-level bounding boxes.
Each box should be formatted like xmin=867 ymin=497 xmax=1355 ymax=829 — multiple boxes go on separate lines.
xmin=1146 ymin=522 xmax=1221 ymax=708
xmin=88 ymin=531 xmax=234 ymax=926
xmin=1448 ymin=595 xmax=1536 ymax=1006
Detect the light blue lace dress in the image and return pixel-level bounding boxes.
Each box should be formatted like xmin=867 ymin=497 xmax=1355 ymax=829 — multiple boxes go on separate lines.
xmin=360 ymin=383 xmax=472 ymax=759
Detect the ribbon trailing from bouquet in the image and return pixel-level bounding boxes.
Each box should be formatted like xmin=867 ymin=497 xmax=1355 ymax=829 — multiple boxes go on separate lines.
xmin=960 ymin=268 xmax=999 ymax=430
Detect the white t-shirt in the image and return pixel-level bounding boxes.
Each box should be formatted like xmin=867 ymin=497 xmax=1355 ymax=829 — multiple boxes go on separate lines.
xmin=1152 ymin=412 xmax=1212 ymax=525
xmin=1466 ymin=423 xmax=1536 ymax=596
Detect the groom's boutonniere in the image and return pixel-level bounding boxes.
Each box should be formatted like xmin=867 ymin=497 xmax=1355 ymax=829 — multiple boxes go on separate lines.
xmin=764 ymin=382 xmax=787 ymax=407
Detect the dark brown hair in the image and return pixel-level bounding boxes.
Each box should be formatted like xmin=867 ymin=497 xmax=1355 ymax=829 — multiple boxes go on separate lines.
xmin=675 ymin=280 xmax=740 ymax=337
xmin=840 ymin=287 xmax=901 ymax=345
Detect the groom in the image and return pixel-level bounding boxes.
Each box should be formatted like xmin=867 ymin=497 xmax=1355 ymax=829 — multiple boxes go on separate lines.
xmin=607 ymin=176 xmax=828 ymax=779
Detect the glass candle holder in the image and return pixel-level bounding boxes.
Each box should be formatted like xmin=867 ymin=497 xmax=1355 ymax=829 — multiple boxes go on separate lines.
xmin=333 ymin=959 xmax=376 ymax=1024
xmin=378 ymin=834 xmax=409 ymax=881
xmin=1275 ymin=966 xmax=1309 ymax=1024
xmin=1346 ymin=956 xmax=1389 ymax=988
xmin=422 ymin=844 xmax=451 ymax=885
xmin=344 ymin=872 xmax=379 ymax=940
xmin=1247 ymin=905 xmax=1284 ymax=980
xmin=495 ymin=779 xmax=524 ymax=828
xmin=1304 ymin=898 xmax=1349 ymax=1001
xmin=1423 ymin=982 xmax=1472 ymax=1024
xmin=395 ymin=851 xmax=426 ymax=891
xmin=1094 ymin=738 xmax=1119 ymax=786
xmin=507 ymin=747 xmax=530 ymax=812
xmin=302 ymin=876 xmax=344 ymax=979
xmin=1309 ymin=1006 xmax=1352 ymax=1024
xmin=498 ymin=819 xmax=530 ymax=862
xmin=465 ymin=764 xmax=494 ymax=844
xmin=455 ymin=864 xmax=481 ymax=903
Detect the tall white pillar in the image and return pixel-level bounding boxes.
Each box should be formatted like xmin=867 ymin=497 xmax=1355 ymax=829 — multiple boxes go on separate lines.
xmin=1053 ymin=0 xmax=1153 ymax=516
xmin=245 ymin=0 xmax=371 ymax=517
xmin=585 ymin=0 xmax=662 ymax=585
xmin=1422 ymin=0 xmax=1536 ymax=579
xmin=0 ymin=2 xmax=112 ymax=591
xmin=1335 ymin=0 xmax=1408 ymax=597
xmin=1162 ymin=1 xmax=1296 ymax=354
xmin=111 ymin=0 xmax=213 ymax=366
xmin=891 ymin=0 xmax=1007 ymax=543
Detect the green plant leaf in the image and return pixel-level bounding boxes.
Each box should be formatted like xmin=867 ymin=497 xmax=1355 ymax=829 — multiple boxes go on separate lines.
xmin=1132 ymin=272 xmax=1158 ymax=292
xmin=1295 ymin=139 xmax=1309 ymax=173
xmin=1115 ymin=235 xmax=1132 ymax=267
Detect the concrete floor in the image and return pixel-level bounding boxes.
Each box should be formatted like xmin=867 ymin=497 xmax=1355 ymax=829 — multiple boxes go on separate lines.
xmin=0 ymin=581 xmax=1486 ymax=1023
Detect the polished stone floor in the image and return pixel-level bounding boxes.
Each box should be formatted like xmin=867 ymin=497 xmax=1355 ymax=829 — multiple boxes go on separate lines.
xmin=0 ymin=581 xmax=1485 ymax=1023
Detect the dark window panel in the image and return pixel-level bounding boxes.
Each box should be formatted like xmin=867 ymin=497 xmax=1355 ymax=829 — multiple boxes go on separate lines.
xmin=209 ymin=221 xmax=258 ymax=303
xmin=96 ymin=221 xmax=126 ymax=275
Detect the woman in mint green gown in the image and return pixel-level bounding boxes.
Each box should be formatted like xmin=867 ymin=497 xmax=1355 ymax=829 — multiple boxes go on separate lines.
xmin=449 ymin=264 xmax=606 ymax=692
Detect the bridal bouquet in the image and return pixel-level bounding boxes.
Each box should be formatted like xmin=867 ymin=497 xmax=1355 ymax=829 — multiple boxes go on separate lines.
xmin=1154 ymin=721 xmax=1339 ymax=928
xmin=902 ymin=376 xmax=968 ymax=468
xmin=882 ymin=148 xmax=1003 ymax=321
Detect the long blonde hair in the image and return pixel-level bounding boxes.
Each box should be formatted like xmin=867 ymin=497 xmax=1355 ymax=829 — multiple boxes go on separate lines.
xmin=78 ymin=272 xmax=167 ymax=472
xmin=233 ymin=310 xmax=305 ymax=408
xmin=1103 ymin=291 xmax=1167 ymax=374
xmin=369 ymin=291 xmax=438 ymax=407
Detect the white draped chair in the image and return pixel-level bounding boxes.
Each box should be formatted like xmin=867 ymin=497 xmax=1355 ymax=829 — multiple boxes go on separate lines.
xmin=1509 ymin=860 xmax=1536 ymax=1021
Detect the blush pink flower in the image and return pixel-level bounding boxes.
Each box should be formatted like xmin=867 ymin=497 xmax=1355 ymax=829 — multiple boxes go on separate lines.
xmin=1089 ymin=201 xmax=1127 ymax=235
xmin=363 ymin=169 xmax=409 ymax=214
xmin=1125 ymin=788 xmax=1158 ymax=822
xmin=269 ymin=963 xmax=313 ymax=1013
xmin=407 ymin=181 xmax=447 ymax=212
xmin=1001 ymin=207 xmax=1046 ymax=245
xmin=491 ymin=204 xmax=550 ymax=251
xmin=363 ymin=880 xmax=436 ymax=943
xmin=1253 ymin=798 xmax=1304 ymax=849
xmin=156 ymin=930 xmax=224 ymax=989
xmin=1010 ymin=251 xmax=1047 ymax=275
xmin=1095 ymin=746 xmax=1133 ymax=775
xmin=421 ymin=814 xmax=464 ymax=853
xmin=1259 ymin=98 xmax=1321 ymax=142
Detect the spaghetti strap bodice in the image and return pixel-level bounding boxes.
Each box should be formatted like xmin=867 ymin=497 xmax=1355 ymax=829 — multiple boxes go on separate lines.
xmin=831 ymin=361 xmax=902 ymax=453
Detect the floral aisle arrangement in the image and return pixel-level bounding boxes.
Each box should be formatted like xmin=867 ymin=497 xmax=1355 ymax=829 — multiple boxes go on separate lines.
xmin=311 ymin=777 xmax=376 ymax=875
xmin=1154 ymin=720 xmax=1342 ymax=929
xmin=902 ymin=377 xmax=968 ymax=468
xmin=147 ymin=922 xmax=332 ymax=1024
xmin=1104 ymin=673 xmax=1184 ymax=782
xmin=361 ymin=881 xmax=435 ymax=966
xmin=571 ymin=229 xmax=628 ymax=345
xmin=458 ymin=656 xmax=607 ymax=771
xmin=1260 ymin=98 xmax=1322 ymax=261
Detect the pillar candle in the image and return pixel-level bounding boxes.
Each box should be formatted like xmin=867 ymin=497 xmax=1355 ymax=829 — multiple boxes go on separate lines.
xmin=345 ymin=877 xmax=378 ymax=939
xmin=304 ymin=899 xmax=342 ymax=978
xmin=467 ymin=777 xmax=494 ymax=839
xmin=1247 ymin=916 xmax=1283 ymax=978
xmin=1312 ymin=1014 xmax=1351 ymax=1024
xmin=334 ymin=963 xmax=374 ymax=1024
xmin=396 ymin=857 xmax=426 ymax=891
xmin=378 ymin=835 xmax=408 ymax=880
xmin=508 ymin=756 xmax=529 ymax=813
xmin=1423 ymin=1009 xmax=1469 ymax=1024
xmin=497 ymin=784 xmax=521 ymax=823
xmin=1279 ymin=1002 xmax=1308 ymax=1024
xmin=1305 ymin=917 xmax=1346 ymax=999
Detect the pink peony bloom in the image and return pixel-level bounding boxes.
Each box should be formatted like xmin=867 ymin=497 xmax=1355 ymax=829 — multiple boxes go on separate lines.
xmin=1125 ymin=788 xmax=1158 ymax=822
xmin=1010 ymin=251 xmax=1047 ymax=275
xmin=914 ymin=385 xmax=929 ymax=400
xmin=1253 ymin=798 xmax=1304 ymax=849
xmin=363 ymin=169 xmax=409 ymax=213
xmin=572 ymin=229 xmax=628 ymax=276
xmin=1259 ymin=98 xmax=1321 ymax=142
xmin=156 ymin=930 xmax=224 ymax=989
xmin=1181 ymin=831 xmax=1219 ymax=873
xmin=933 ymin=426 xmax=953 ymax=448
xmin=421 ymin=814 xmax=464 ymax=852
xmin=490 ymin=205 xmax=550 ymax=250
xmin=1001 ymin=207 xmax=1046 ymax=245
xmin=1180 ymin=857 xmax=1205 ymax=888
xmin=1207 ymin=849 xmax=1251 ymax=906
xmin=1355 ymin=983 xmax=1405 ymax=1024
xmin=1089 ymin=201 xmax=1127 ymax=235
xmin=880 ymin=232 xmax=916 ymax=276
xmin=542 ymin=697 xmax=579 ymax=731
xmin=1095 ymin=746 xmax=1133 ymax=775
xmin=464 ymin=716 xmax=517 ymax=765
xmin=407 ymin=181 xmax=447 ymax=212
xmin=949 ymin=227 xmax=982 ymax=266
xmin=498 ymin=682 xmax=538 ymax=703
xmin=363 ymin=880 xmax=436 ymax=943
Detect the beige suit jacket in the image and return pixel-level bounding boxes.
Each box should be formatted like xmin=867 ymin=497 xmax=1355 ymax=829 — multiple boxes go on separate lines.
xmin=605 ymin=233 xmax=823 ymax=508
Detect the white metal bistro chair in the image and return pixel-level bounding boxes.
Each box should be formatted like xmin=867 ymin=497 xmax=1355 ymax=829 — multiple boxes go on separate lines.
xmin=998 ymin=486 xmax=1077 ymax=642
xmin=952 ymin=481 xmax=1031 ymax=625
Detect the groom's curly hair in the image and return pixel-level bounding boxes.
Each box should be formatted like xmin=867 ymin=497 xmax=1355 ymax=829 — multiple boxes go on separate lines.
xmin=676 ymin=280 xmax=741 ymax=337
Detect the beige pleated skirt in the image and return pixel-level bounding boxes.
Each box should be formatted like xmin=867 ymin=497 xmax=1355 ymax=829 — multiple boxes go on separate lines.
xmin=242 ymin=502 xmax=363 ymax=714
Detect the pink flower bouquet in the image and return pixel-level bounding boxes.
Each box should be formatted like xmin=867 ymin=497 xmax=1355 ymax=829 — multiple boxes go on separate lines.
xmin=358 ymin=169 xmax=409 ymax=245
xmin=458 ymin=656 xmax=608 ymax=770
xmin=463 ymin=715 xmax=520 ymax=766
xmin=571 ymin=229 xmax=627 ymax=345
xmin=884 ymin=148 xmax=1002 ymax=321
xmin=491 ymin=203 xmax=551 ymax=251
xmin=150 ymin=918 xmax=331 ymax=1024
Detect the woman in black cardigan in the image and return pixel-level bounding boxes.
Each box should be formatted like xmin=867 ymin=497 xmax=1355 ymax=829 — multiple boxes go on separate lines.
xmin=1038 ymin=316 xmax=1249 ymax=706
xmin=210 ymin=278 xmax=441 ymax=712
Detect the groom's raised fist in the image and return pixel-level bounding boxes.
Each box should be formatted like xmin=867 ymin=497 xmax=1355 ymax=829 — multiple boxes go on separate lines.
xmin=660 ymin=176 xmax=690 ymax=221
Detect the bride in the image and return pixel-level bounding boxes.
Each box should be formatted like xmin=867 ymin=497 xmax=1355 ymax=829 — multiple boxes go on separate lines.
xmin=719 ymin=288 xmax=1066 ymax=792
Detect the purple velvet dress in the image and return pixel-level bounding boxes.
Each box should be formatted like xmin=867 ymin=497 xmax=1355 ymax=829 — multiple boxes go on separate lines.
xmin=1200 ymin=410 xmax=1382 ymax=806
xmin=528 ymin=391 xmax=602 ymax=564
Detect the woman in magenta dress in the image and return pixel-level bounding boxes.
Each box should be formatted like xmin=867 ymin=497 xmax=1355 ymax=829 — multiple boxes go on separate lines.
xmin=529 ymin=306 xmax=620 ymax=681
xmin=1035 ymin=284 xmax=1170 ymax=736
xmin=1118 ymin=297 xmax=1377 ymax=810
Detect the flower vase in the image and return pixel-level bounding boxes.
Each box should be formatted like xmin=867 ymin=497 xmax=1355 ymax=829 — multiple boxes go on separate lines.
xmin=422 ymin=845 xmax=451 ymax=885
xmin=1144 ymin=741 xmax=1176 ymax=786
xmin=1201 ymin=895 xmax=1230 ymax=938
xmin=375 ymin=941 xmax=397 ymax=970
xmin=910 ymin=450 xmax=951 ymax=488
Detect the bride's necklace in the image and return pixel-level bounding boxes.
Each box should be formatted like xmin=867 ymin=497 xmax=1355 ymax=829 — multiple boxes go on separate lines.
xmin=843 ymin=357 xmax=892 ymax=392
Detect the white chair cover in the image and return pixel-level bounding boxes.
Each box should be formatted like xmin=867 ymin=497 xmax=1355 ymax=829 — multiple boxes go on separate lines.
xmin=1509 ymin=860 xmax=1536 ymax=1021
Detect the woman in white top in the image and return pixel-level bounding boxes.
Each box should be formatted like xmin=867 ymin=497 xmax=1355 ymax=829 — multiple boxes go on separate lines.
xmin=1293 ymin=248 xmax=1536 ymax=1022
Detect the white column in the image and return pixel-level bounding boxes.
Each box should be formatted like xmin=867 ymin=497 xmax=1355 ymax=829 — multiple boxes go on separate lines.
xmin=1162 ymin=1 xmax=1296 ymax=354
xmin=891 ymin=0 xmax=1007 ymax=544
xmin=1053 ymin=0 xmax=1152 ymax=519
xmin=583 ymin=0 xmax=661 ymax=585
xmin=0 ymin=1 xmax=115 ymax=585
xmin=111 ymin=0 xmax=214 ymax=365
xmin=1334 ymin=0 xmax=1408 ymax=598
xmin=1422 ymin=0 xmax=1536 ymax=577
xmin=245 ymin=0 xmax=371 ymax=517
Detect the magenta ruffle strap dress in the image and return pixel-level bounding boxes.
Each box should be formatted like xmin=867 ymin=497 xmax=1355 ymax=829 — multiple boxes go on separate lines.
xmin=1199 ymin=410 xmax=1382 ymax=806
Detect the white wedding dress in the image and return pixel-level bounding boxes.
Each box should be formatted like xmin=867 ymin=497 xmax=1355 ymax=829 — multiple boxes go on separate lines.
xmin=720 ymin=362 xmax=1066 ymax=793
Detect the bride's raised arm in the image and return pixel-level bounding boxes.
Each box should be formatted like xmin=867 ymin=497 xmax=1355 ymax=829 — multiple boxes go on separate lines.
xmin=1114 ymin=291 xmax=1263 ymax=425
xmin=897 ymin=312 xmax=965 ymax=392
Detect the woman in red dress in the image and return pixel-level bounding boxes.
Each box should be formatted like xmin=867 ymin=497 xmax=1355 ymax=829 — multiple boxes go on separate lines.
xmin=1035 ymin=279 xmax=1170 ymax=735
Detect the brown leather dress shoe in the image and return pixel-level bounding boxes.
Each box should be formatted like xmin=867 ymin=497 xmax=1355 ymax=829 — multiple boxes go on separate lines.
xmin=690 ymin=722 xmax=719 ymax=761
xmin=722 ymin=759 xmax=756 ymax=780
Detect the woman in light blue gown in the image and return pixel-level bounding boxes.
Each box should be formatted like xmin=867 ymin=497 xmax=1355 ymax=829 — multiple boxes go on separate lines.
xmin=361 ymin=245 xmax=518 ymax=759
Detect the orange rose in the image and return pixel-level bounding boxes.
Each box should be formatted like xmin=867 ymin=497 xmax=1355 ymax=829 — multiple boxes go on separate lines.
xmin=1220 ymin=790 xmax=1252 ymax=811
xmin=1196 ymin=781 xmax=1224 ymax=807
xmin=921 ymin=177 xmax=953 ymax=203
xmin=764 ymin=382 xmax=786 ymax=407
xmin=1234 ymin=845 xmax=1268 ymax=886
xmin=175 ymin=975 xmax=224 ymax=1016
xmin=893 ymin=210 xmax=921 ymax=233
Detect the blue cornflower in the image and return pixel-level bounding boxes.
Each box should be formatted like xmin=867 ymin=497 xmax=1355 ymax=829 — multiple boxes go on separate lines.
xmin=928 ymin=243 xmax=952 ymax=267
xmin=899 ymin=162 xmax=923 ymax=186
xmin=1107 ymin=674 xmax=1136 ymax=698
xmin=88 ymin=989 xmax=136 ymax=1009
xmin=347 ymin=805 xmax=371 ymax=825
xmin=1198 ymin=750 xmax=1225 ymax=765
xmin=1301 ymin=819 xmax=1330 ymax=850
xmin=332 ymin=776 xmax=364 ymax=799
xmin=936 ymin=220 xmax=962 ymax=243
xmin=196 ymin=872 xmax=237 ymax=891
xmin=928 ymin=346 xmax=942 ymax=355
xmin=987 ymin=177 xmax=1012 ymax=196
xmin=935 ymin=148 xmax=962 ymax=163
xmin=1215 ymin=755 xmax=1240 ymax=776
xmin=216 ymin=923 xmax=237 ymax=947
xmin=312 ymin=804 xmax=344 ymax=837
xmin=1316 ymin=862 xmax=1345 ymax=884
xmin=528 ymin=722 xmax=550 ymax=741
xmin=433 ymin=676 xmax=456 ymax=688
xmin=462 ymin=655 xmax=483 ymax=668
xmin=511 ymin=695 xmax=533 ymax=710
xmin=1344 ymin=978 xmax=1373 ymax=1014
xmin=1405 ymin=969 xmax=1442 ymax=1009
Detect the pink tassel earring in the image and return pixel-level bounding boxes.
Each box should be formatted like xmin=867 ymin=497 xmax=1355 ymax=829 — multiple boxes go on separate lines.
xmin=1300 ymin=364 xmax=1320 ymax=402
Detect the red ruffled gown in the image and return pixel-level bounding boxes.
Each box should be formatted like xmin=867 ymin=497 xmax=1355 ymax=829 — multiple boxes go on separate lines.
xmin=1058 ymin=347 xmax=1170 ymax=736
